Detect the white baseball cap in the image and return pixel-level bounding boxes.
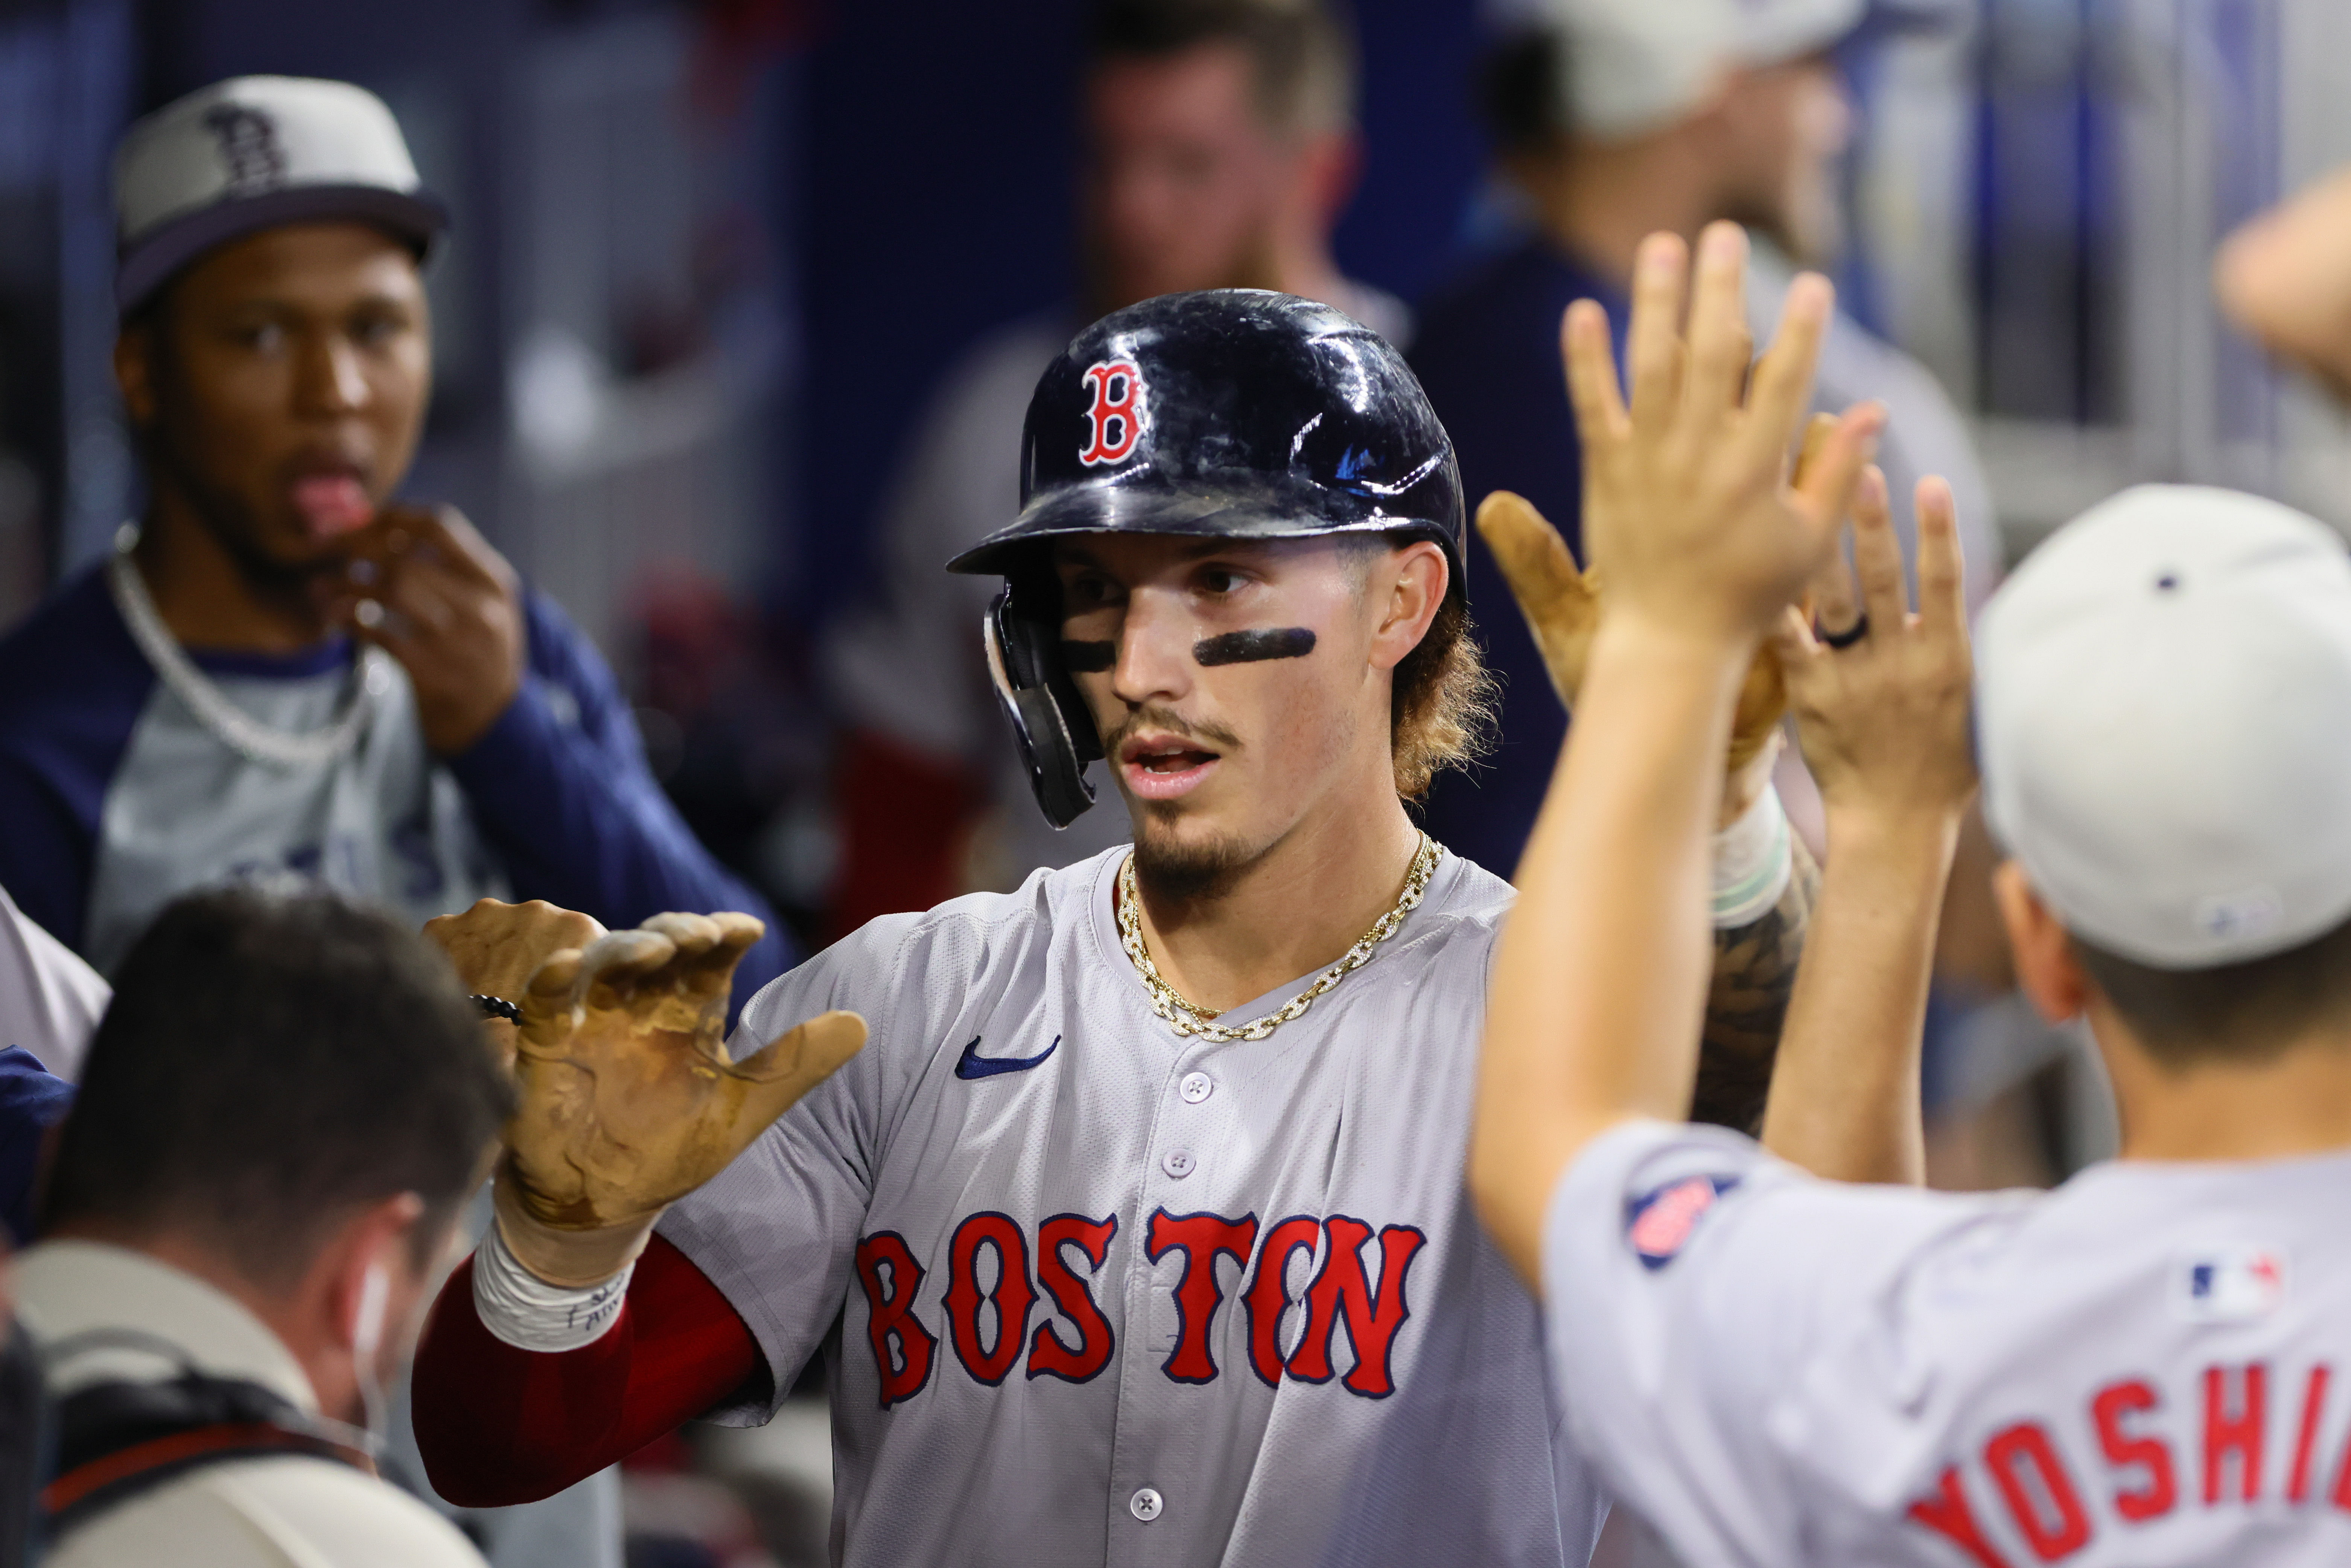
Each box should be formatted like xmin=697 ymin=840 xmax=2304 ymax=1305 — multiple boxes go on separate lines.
xmin=1976 ymin=484 xmax=2351 ymax=969
xmin=114 ymin=76 xmax=446 ymax=315
xmin=1484 ymin=0 xmax=1867 ymax=140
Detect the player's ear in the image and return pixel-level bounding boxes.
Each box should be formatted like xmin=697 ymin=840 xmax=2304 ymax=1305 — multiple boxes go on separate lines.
xmin=115 ymin=321 xmax=158 ymax=432
xmin=1368 ymin=540 xmax=1447 ymax=673
xmin=1993 ymin=861 xmax=2089 ymax=1025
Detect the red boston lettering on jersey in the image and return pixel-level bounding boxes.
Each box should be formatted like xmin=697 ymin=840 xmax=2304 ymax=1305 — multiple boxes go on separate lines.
xmin=1077 ymin=360 xmax=1146 ymax=466
xmin=2204 ymin=1363 xmax=2267 ymax=1503
xmin=854 ymin=1232 xmax=937 ymax=1408
xmin=1147 ymin=1209 xmax=1258 ymax=1384
xmin=943 ymin=1212 xmax=1037 ymax=1386
xmin=1906 ymin=1466 xmax=2016 ymax=1568
xmin=1284 ymin=1216 xmax=1426 ymax=1399
xmin=1028 ymin=1213 xmax=1119 ymax=1383
xmin=1242 ymin=1216 xmax=1323 ymax=1389
xmin=1985 ymin=1422 xmax=2093 ymax=1561
xmin=2289 ymin=1365 xmax=2332 ymax=1503
xmin=2091 ymin=1378 xmax=2177 ymax=1522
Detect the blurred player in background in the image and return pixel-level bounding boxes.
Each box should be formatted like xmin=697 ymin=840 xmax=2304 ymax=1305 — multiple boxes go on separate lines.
xmin=0 ymin=73 xmax=801 ymax=1568
xmin=1412 ymin=0 xmax=1998 ymax=879
xmin=823 ymin=0 xmax=1404 ymax=935
xmin=0 ymin=77 xmax=792 ymax=1004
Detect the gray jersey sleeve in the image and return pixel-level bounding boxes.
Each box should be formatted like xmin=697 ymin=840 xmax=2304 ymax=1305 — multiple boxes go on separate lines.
xmin=1540 ymin=1120 xmax=1966 ymax=1568
xmin=657 ymin=911 xmax=934 ymax=1420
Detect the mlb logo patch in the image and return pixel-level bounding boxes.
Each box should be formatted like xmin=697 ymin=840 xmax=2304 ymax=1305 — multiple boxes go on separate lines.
xmin=2174 ymin=1245 xmax=2288 ymax=1323
xmin=1625 ymin=1174 xmax=1739 ymax=1271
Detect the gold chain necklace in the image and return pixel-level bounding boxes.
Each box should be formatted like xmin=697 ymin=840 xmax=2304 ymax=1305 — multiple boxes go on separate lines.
xmin=1115 ymin=832 xmax=1441 ymax=1043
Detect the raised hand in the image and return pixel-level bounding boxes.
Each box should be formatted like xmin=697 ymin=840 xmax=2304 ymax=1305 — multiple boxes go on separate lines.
xmin=495 ymin=911 xmax=867 ymax=1285
xmin=1562 ymin=224 xmax=1881 ymax=649
xmin=1770 ymin=469 xmax=1976 ymax=828
xmin=1756 ymin=470 xmax=1975 ymax=1187
xmin=1476 ymin=415 xmax=1846 ymax=776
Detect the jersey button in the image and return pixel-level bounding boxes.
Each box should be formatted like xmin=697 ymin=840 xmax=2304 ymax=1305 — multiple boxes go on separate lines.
xmin=1130 ymin=1487 xmax=1164 ymax=1522
xmin=1178 ymin=1071 xmax=1214 ymax=1104
xmin=1163 ymin=1148 xmax=1196 ymax=1179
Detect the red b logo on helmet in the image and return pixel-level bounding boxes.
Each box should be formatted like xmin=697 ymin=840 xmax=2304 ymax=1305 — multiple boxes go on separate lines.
xmin=1077 ymin=360 xmax=1146 ymax=467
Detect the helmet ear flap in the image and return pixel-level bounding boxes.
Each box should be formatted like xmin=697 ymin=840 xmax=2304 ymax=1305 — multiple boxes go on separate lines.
xmin=983 ymin=569 xmax=1103 ymax=829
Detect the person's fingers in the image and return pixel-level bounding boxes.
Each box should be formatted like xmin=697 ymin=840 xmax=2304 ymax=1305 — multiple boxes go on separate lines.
xmin=735 ymin=1010 xmax=870 ymax=1126
xmin=1768 ymin=602 xmax=1821 ymax=669
xmin=382 ymin=503 xmax=512 ymax=593
xmin=1787 ymin=413 xmax=1839 ymax=488
xmin=1743 ymin=272 xmax=1837 ymax=462
xmin=1789 ymin=402 xmax=1885 ymax=555
xmin=1561 ymin=300 xmax=1629 ymax=446
xmin=1477 ymin=491 xmax=1589 ymax=611
xmin=1807 ymin=520 xmax=1860 ymax=637
xmin=1624 ymin=232 xmax=1690 ymax=429
xmin=379 ymin=555 xmax=470 ymax=637
xmin=1849 ymin=465 xmax=1910 ymax=632
xmin=1914 ymin=475 xmax=1968 ymax=642
xmin=516 ymin=948 xmax=585 ymax=1054
xmin=576 ymin=928 xmax=677 ymax=993
xmin=1680 ymin=222 xmax=1755 ymax=422
xmin=678 ymin=911 xmax=768 ymax=1008
xmin=640 ymin=911 xmax=721 ymax=961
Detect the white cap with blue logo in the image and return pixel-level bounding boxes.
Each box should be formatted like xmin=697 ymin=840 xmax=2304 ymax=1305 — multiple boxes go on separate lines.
xmin=113 ymin=75 xmax=446 ymax=315
xmin=1975 ymin=484 xmax=2351 ymax=969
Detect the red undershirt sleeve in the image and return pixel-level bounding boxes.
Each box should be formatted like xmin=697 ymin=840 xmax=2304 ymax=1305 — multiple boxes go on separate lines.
xmin=410 ymin=1232 xmax=763 ymax=1507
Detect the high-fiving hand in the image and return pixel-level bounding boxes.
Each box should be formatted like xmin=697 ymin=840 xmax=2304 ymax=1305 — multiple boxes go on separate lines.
xmin=1770 ymin=468 xmax=1976 ymax=826
xmin=427 ymin=900 xmax=867 ymax=1287
xmin=1475 ymin=413 xmax=1845 ymax=785
xmin=1563 ymin=225 xmax=1881 ymax=650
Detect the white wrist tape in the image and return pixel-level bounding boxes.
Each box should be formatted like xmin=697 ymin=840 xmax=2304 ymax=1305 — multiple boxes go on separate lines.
xmin=1711 ymin=784 xmax=1793 ymax=929
xmin=473 ymin=1219 xmax=633 ymax=1353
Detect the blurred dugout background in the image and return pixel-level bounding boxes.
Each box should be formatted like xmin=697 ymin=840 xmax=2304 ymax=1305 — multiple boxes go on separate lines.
xmin=0 ymin=0 xmax=2343 ymax=1557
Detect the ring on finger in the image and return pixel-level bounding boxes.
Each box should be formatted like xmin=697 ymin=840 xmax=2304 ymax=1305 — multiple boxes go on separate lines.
xmin=1817 ymin=611 xmax=1870 ymax=651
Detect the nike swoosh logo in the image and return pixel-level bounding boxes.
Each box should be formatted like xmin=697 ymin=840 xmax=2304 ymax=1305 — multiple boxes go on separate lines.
xmin=955 ymin=1034 xmax=1060 ymax=1080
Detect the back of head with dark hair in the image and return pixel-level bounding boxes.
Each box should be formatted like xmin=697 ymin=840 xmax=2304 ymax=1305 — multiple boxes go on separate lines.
xmin=1090 ymin=0 xmax=1359 ymax=136
xmin=43 ymin=887 xmax=513 ymax=1287
xmin=2073 ymin=914 xmax=2351 ymax=1068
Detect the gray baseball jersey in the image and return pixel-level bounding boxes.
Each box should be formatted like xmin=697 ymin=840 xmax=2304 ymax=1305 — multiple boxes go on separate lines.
xmin=85 ymin=651 xmax=505 ymax=973
xmin=661 ymin=845 xmax=1607 ymax=1568
xmin=1544 ymin=1118 xmax=2351 ymax=1566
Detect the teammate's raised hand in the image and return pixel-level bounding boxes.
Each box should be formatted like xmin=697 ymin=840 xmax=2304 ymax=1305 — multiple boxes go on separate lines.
xmin=1563 ymin=222 xmax=1882 ymax=647
xmin=494 ymin=911 xmax=867 ymax=1285
xmin=1770 ymin=470 xmax=1976 ymax=827
xmin=1756 ymin=470 xmax=1974 ymax=1186
xmin=1476 ymin=411 xmax=1846 ymax=775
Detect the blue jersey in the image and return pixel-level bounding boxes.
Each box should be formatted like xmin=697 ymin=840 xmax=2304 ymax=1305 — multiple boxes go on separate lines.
xmin=1410 ymin=239 xmax=1626 ymax=881
xmin=0 ymin=565 xmax=792 ymax=998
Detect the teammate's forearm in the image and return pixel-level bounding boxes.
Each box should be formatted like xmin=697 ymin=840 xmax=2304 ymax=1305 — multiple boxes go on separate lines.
xmin=1759 ymin=807 xmax=1958 ymax=1184
xmin=1473 ymin=617 xmax=1746 ymax=1282
xmin=1689 ymin=837 xmax=1817 ymax=1133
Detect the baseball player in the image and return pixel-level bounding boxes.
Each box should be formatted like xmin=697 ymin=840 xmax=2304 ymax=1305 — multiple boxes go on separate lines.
xmin=407 ymin=281 xmax=1883 ymax=1566
xmin=1476 ymin=221 xmax=2351 ymax=1566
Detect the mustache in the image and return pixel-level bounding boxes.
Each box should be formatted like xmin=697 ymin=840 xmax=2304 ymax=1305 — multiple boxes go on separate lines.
xmin=1105 ymin=704 xmax=1241 ymax=755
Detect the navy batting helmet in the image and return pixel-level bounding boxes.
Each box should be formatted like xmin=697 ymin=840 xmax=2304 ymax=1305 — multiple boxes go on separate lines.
xmin=950 ymin=289 xmax=1464 ymax=828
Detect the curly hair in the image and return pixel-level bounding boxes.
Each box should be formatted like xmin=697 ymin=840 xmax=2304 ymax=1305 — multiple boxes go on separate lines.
xmin=1391 ymin=579 xmax=1499 ymax=800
